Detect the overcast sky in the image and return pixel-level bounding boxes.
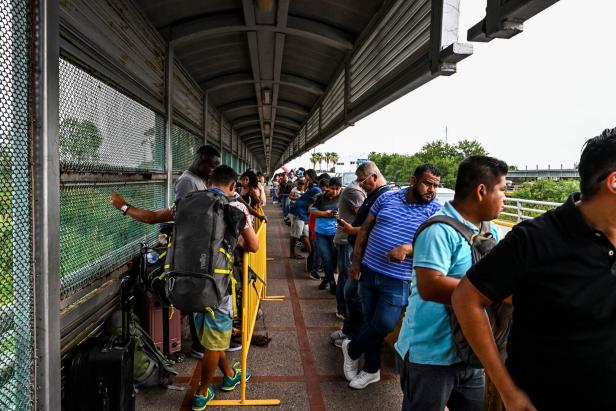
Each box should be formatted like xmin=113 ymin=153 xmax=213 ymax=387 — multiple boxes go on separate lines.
xmin=286 ymin=1 xmax=615 ymax=171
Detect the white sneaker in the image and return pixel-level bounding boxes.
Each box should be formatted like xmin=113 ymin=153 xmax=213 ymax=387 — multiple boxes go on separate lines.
xmin=341 ymin=339 xmax=359 ymax=381
xmin=349 ymin=370 xmax=381 ymax=389
xmin=329 ymin=329 xmax=347 ymax=342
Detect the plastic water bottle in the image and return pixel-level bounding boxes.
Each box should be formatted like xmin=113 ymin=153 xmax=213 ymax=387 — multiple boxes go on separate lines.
xmin=146 ymin=250 xmax=159 ymax=264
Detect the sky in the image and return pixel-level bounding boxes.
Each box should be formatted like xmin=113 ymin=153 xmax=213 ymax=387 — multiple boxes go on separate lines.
xmin=286 ymin=0 xmax=616 ymax=171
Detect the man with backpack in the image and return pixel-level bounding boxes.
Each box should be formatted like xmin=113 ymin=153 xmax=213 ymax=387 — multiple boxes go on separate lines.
xmin=395 ymin=156 xmax=508 ymax=411
xmin=178 ymin=165 xmax=259 ymax=410
xmin=452 ymin=129 xmax=616 ymax=411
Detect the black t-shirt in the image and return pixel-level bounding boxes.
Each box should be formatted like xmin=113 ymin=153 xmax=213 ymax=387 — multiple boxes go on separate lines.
xmin=348 ymin=185 xmax=391 ymax=247
xmin=466 ymin=193 xmax=616 ymax=410
xmin=279 ymin=181 xmax=292 ymax=195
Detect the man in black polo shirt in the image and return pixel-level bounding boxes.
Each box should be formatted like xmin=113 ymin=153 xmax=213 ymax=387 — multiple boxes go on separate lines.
xmin=452 ymin=128 xmax=616 ymax=411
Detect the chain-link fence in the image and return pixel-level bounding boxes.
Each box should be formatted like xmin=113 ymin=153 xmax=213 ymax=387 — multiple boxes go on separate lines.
xmin=59 ymin=58 xmax=167 ymax=298
xmin=0 ymin=0 xmax=34 ymax=409
xmin=172 ymin=124 xmax=201 ymax=172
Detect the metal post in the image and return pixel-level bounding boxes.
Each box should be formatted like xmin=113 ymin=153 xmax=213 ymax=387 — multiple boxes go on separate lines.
xmin=33 ymin=0 xmax=61 ymax=408
xmin=164 ymin=43 xmax=174 ymax=207
xmin=344 ymin=62 xmax=350 ymax=124
xmin=219 ymin=115 xmax=224 ymax=163
xmin=203 ymin=92 xmax=208 ymax=145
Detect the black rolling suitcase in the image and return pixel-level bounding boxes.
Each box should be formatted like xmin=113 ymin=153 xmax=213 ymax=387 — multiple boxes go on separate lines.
xmin=67 ymin=277 xmax=136 ymax=411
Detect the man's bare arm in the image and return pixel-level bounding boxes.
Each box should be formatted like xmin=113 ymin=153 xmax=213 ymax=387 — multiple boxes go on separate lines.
xmin=240 ymin=226 xmax=259 ymax=253
xmin=452 ymin=278 xmax=536 ymax=411
xmin=415 ymin=267 xmax=460 ymax=304
xmin=110 ymin=191 xmax=173 ymax=224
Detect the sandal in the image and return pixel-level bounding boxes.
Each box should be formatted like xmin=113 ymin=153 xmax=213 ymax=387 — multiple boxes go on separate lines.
xmin=290 ymin=254 xmax=305 ymax=259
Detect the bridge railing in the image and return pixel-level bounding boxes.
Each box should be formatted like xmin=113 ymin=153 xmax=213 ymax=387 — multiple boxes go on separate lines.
xmin=496 ymin=197 xmax=561 ymax=225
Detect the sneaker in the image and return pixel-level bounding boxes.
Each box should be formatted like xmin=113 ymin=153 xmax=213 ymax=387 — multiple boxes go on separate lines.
xmin=221 ymin=362 xmax=251 ymax=391
xmin=225 ymin=340 xmax=242 ymax=352
xmin=333 ymin=337 xmax=345 ymax=348
xmin=318 ymin=279 xmax=328 ymax=290
xmin=349 ymin=370 xmax=381 ymax=389
xmin=190 ymin=348 xmax=204 ymax=359
xmin=329 ymin=329 xmax=347 ymax=342
xmin=335 ymin=311 xmax=346 ymax=320
xmin=341 ymin=339 xmax=359 ymax=381
xmin=192 ymin=387 xmax=214 ymax=411
xmin=309 ymin=272 xmax=321 ymax=281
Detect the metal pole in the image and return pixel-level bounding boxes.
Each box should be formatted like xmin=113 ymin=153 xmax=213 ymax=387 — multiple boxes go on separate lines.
xmin=219 ymin=115 xmax=224 ymax=163
xmin=165 ymin=43 xmax=174 ymax=207
xmin=203 ymin=92 xmax=208 ymax=145
xmin=33 ymin=0 xmax=61 ymax=408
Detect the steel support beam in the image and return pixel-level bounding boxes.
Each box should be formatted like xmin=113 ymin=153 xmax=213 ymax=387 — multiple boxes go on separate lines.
xmin=202 ymin=72 xmax=324 ymax=95
xmin=468 ymin=0 xmax=559 ymax=42
xmin=166 ymin=13 xmax=353 ymax=51
xmin=164 ymin=43 xmax=174 ymax=206
xmin=203 ymin=92 xmax=208 ymax=145
xmin=33 ymin=0 xmax=61 ymax=409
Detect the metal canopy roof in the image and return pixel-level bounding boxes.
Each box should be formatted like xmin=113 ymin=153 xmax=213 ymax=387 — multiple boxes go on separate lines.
xmin=58 ymin=0 xmax=557 ymax=172
xmin=135 ymin=0 xmax=385 ymax=170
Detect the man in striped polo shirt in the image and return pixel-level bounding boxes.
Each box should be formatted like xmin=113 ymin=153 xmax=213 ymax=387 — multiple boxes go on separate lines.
xmin=342 ymin=164 xmax=442 ymax=389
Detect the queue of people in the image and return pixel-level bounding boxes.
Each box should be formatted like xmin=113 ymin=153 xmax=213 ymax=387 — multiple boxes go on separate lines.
xmin=274 ymin=127 xmax=616 ymax=411
xmin=108 ymin=126 xmax=616 ymax=410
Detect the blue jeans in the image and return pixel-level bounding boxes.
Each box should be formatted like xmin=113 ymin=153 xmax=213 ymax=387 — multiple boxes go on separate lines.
xmin=314 ymin=233 xmax=336 ymax=284
xmin=280 ymin=194 xmax=290 ymax=218
xmin=335 ymin=243 xmax=352 ymax=314
xmin=270 ymin=187 xmax=276 ymax=202
xmin=342 ymin=277 xmax=363 ymax=339
xmin=396 ymin=352 xmax=485 ymax=411
xmin=348 ymin=265 xmax=409 ymax=373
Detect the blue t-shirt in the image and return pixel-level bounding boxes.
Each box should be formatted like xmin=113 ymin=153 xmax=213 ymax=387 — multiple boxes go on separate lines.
xmin=395 ymin=201 xmax=500 ymax=365
xmin=311 ymin=193 xmax=339 ymax=236
xmin=292 ymin=185 xmax=321 ymax=223
xmin=361 ymin=188 xmax=441 ymax=281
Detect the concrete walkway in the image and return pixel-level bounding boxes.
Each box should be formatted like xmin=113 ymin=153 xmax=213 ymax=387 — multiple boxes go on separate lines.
xmin=137 ymin=203 xmax=403 ymax=410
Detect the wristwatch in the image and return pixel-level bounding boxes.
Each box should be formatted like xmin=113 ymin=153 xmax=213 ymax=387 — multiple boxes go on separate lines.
xmin=120 ymin=204 xmax=130 ymax=215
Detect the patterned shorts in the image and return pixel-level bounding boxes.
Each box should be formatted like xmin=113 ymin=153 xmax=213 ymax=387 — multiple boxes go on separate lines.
xmin=193 ymin=309 xmax=233 ymax=351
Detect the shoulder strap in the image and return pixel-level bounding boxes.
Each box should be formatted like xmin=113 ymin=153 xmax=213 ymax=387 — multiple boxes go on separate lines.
xmin=414 ymin=215 xmax=476 ymax=245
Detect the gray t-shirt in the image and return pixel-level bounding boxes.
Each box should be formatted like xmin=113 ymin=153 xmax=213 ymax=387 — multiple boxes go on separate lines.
xmin=334 ymin=181 xmax=367 ymax=244
xmin=175 ymin=170 xmax=206 ymax=200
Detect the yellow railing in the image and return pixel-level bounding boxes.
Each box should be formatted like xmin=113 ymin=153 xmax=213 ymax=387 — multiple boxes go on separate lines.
xmin=209 ymin=221 xmax=284 ymax=407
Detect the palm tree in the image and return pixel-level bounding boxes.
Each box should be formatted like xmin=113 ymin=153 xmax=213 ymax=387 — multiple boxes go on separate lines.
xmin=323 ymin=152 xmax=331 ymax=171
xmin=309 ymin=152 xmax=319 ymax=169
xmin=314 ymin=152 xmax=324 ymax=171
xmin=330 ymin=152 xmax=339 ymax=171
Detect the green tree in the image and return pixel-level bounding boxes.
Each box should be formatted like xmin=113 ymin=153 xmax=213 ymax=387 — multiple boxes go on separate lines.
xmin=513 ymin=179 xmax=579 ymax=203
xmin=314 ymin=152 xmax=324 ymax=171
xmin=330 ymin=152 xmax=339 ymax=172
xmin=309 ymin=152 xmax=319 ymax=169
xmin=456 ymin=139 xmax=489 ymax=158
xmin=59 ymin=118 xmax=103 ymax=165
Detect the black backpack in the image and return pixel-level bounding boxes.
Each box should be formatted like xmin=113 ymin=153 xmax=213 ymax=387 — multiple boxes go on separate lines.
xmin=414 ymin=215 xmax=513 ymax=369
xmin=164 ymin=189 xmax=246 ymax=313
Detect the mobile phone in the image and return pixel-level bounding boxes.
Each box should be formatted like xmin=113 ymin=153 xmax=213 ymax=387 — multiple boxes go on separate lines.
xmin=336 ymin=218 xmax=343 ymax=225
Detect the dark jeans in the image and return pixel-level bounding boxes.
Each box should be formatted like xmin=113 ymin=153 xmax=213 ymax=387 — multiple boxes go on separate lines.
xmin=280 ymin=194 xmax=290 ymax=218
xmin=335 ymin=243 xmax=352 ymax=314
xmin=314 ymin=233 xmax=336 ymax=284
xmin=342 ymin=277 xmax=363 ymax=339
xmin=348 ymin=265 xmax=409 ymax=373
xmin=396 ymin=353 xmax=485 ymax=411
xmin=307 ymin=238 xmax=321 ymax=274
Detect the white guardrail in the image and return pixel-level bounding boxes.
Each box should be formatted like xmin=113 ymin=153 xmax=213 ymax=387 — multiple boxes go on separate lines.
xmin=495 ymin=197 xmax=561 ymax=227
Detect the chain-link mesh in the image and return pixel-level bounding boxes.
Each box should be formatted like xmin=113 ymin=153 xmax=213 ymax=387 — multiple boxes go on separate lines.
xmin=0 ymin=0 xmax=33 ymax=409
xmin=172 ymin=124 xmax=201 ymax=172
xmin=59 ymin=183 xmax=165 ymax=296
xmin=59 ymin=59 xmax=166 ymax=173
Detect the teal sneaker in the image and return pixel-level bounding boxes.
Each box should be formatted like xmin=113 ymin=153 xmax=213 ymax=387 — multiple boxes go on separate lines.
xmin=192 ymin=386 xmax=214 ymax=411
xmin=221 ymin=362 xmax=251 ymax=391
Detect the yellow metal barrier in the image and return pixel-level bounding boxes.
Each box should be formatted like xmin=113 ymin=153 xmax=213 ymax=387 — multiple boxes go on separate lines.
xmin=209 ymin=222 xmax=284 ymax=407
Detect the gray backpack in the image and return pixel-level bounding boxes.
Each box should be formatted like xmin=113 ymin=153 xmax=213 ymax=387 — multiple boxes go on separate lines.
xmin=164 ymin=189 xmax=246 ymax=313
xmin=414 ymin=215 xmax=513 ymax=369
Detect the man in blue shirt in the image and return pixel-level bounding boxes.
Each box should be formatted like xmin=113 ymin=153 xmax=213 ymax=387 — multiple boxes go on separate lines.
xmin=395 ymin=156 xmax=508 ymax=411
xmin=290 ymin=169 xmax=322 ymax=277
xmin=342 ymin=165 xmax=442 ymax=389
